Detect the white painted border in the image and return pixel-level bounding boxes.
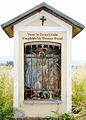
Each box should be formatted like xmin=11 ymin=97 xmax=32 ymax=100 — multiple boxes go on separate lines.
xmin=14 ymin=11 xmax=72 ymax=114
xmin=14 ymin=26 xmax=20 ymax=107
xmin=66 ymin=26 xmax=72 ymax=113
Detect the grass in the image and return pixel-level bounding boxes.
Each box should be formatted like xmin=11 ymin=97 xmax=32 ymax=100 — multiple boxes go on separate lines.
xmin=72 ymin=66 xmax=86 ymax=120
xmin=0 ymin=65 xmax=86 ymax=119
xmin=0 ymin=66 xmax=13 ymax=119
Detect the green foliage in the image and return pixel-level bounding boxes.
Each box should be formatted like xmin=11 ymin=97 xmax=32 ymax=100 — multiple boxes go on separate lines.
xmin=72 ymin=66 xmax=86 ymax=119
xmin=43 ymin=116 xmax=57 ymax=120
xmin=59 ymin=113 xmax=75 ymax=120
xmin=0 ymin=66 xmax=13 ymax=119
xmin=43 ymin=111 xmax=75 ymax=120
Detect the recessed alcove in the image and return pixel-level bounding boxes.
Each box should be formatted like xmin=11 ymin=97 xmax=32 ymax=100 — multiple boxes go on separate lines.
xmin=24 ymin=42 xmax=61 ymax=101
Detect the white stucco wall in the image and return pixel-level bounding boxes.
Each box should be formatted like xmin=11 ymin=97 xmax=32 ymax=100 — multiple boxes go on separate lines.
xmin=14 ymin=10 xmax=72 ymax=117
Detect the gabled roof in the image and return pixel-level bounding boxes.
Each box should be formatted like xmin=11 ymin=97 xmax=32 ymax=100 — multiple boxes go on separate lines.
xmin=1 ymin=2 xmax=85 ymax=38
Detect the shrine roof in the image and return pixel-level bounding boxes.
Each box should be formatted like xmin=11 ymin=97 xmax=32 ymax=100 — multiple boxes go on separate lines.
xmin=1 ymin=2 xmax=85 ymax=38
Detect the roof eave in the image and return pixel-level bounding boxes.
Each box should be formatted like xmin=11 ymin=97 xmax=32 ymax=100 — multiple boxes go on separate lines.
xmin=1 ymin=2 xmax=85 ymax=38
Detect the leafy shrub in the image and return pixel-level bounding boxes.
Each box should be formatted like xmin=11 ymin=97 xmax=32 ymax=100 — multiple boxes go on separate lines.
xmin=43 ymin=111 xmax=75 ymax=120
xmin=60 ymin=113 xmax=75 ymax=120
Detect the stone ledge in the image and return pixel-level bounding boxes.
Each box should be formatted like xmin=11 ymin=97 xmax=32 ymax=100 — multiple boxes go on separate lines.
xmin=24 ymin=100 xmax=62 ymax=104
